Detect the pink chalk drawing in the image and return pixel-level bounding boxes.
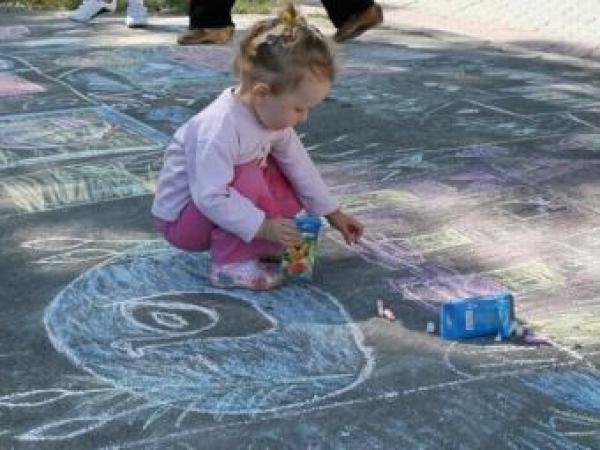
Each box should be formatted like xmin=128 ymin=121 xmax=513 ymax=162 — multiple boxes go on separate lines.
xmin=447 ymin=169 xmax=504 ymax=183
xmin=388 ymin=269 xmax=505 ymax=312
xmin=352 ymin=233 xmax=424 ymax=271
xmin=342 ymin=63 xmax=407 ymax=77
xmin=0 ymin=74 xmax=45 ymax=97
xmin=0 ymin=25 xmax=30 ymax=41
xmin=494 ymin=158 xmax=589 ymax=184
xmin=51 ymin=117 xmax=94 ymax=130
xmin=166 ymin=46 xmax=234 ymax=72
xmin=455 ymin=144 xmax=510 ymax=158
xmin=403 ymin=179 xmax=458 ymax=202
xmin=376 ymin=299 xmax=396 ymax=321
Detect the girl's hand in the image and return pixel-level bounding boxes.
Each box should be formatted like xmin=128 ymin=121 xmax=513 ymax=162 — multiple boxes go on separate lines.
xmin=256 ymin=218 xmax=301 ymax=246
xmin=326 ymin=210 xmax=363 ymax=244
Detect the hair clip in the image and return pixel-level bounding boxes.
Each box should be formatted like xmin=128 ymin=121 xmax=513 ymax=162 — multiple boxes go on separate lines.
xmin=265 ymin=33 xmax=285 ymax=48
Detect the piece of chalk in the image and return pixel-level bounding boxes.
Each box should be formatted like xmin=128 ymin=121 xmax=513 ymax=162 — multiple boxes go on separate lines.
xmin=376 ymin=299 xmax=384 ymax=317
xmin=382 ymin=308 xmax=396 ymax=321
xmin=426 ymin=321 xmax=435 ymax=333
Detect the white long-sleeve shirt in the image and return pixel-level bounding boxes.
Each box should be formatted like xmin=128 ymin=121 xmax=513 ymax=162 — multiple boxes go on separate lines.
xmin=152 ymin=87 xmax=338 ymax=243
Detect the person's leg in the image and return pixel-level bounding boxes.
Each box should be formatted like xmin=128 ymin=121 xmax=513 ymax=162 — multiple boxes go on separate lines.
xmin=126 ymin=0 xmax=148 ymax=28
xmin=178 ymin=0 xmax=236 ymax=45
xmin=320 ymin=0 xmax=373 ymax=28
xmin=154 ymin=201 xmax=214 ymax=252
xmin=189 ymin=0 xmax=236 ymax=29
xmin=209 ymin=158 xmax=303 ymax=290
xmin=211 ymin=158 xmax=302 ymax=265
xmin=321 ymin=0 xmax=383 ymax=42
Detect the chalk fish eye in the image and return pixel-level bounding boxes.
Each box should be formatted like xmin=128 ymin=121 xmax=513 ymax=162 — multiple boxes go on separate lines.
xmin=110 ymin=293 xmax=275 ymax=357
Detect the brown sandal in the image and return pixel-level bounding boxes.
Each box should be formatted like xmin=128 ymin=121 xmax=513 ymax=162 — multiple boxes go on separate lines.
xmin=177 ymin=26 xmax=234 ymax=46
xmin=334 ymin=4 xmax=383 ymax=42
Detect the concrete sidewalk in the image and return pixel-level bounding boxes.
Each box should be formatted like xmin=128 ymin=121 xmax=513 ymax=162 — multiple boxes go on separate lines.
xmin=383 ymin=0 xmax=600 ymax=59
xmin=303 ymin=0 xmax=600 ymax=60
xmin=383 ymin=0 xmax=599 ymax=37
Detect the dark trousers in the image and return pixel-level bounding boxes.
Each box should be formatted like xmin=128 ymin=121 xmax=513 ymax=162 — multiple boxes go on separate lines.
xmin=189 ymin=0 xmax=374 ymax=30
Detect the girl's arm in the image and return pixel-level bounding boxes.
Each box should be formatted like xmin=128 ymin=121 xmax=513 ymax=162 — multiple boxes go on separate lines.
xmin=270 ymin=128 xmax=338 ymax=217
xmin=271 ymin=129 xmax=364 ymax=243
xmin=325 ymin=209 xmax=363 ymax=244
xmin=187 ymin=137 xmax=265 ymax=243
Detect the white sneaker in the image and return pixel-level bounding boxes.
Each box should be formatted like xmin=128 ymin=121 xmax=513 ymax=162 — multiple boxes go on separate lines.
xmin=68 ymin=0 xmax=117 ymax=23
xmin=126 ymin=1 xmax=148 ymax=28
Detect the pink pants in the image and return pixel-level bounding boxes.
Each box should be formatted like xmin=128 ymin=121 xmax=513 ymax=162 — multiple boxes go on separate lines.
xmin=155 ymin=158 xmax=302 ymax=264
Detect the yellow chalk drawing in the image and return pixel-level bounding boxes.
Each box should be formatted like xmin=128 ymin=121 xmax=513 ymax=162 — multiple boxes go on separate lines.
xmin=528 ymin=308 xmax=600 ymax=345
xmin=406 ymin=229 xmax=471 ymax=253
xmin=489 ymin=261 xmax=565 ymax=293
xmin=0 ymin=161 xmax=157 ymax=214
xmin=0 ymin=111 xmax=157 ymax=150
xmin=340 ymin=189 xmax=417 ymax=212
xmin=0 ymin=149 xmax=18 ymax=168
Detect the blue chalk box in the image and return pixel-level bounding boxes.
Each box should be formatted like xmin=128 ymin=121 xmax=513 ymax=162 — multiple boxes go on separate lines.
xmin=440 ymin=290 xmax=514 ymax=340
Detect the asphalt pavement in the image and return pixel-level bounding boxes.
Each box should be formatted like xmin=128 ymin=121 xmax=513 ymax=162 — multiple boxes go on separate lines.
xmin=0 ymin=7 xmax=599 ymax=449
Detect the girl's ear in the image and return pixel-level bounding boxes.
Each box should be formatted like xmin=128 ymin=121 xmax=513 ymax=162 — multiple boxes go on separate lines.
xmin=252 ymin=82 xmax=272 ymax=100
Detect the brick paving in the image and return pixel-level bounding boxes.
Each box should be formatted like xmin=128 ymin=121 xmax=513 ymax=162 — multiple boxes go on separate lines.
xmin=381 ymin=0 xmax=600 ymax=59
xmin=303 ymin=0 xmax=600 ymax=60
xmin=383 ymin=0 xmax=599 ymax=37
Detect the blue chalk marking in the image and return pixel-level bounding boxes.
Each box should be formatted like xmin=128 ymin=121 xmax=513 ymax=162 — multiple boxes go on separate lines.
xmin=522 ymin=369 xmax=600 ymax=413
xmin=44 ymin=241 xmax=374 ymax=415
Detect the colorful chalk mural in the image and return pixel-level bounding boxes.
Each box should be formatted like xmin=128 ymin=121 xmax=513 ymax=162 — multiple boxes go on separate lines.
xmin=0 ymin=11 xmax=598 ymax=449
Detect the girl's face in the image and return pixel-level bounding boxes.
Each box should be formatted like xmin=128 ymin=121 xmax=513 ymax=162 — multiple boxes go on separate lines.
xmin=252 ymin=71 xmax=331 ymax=130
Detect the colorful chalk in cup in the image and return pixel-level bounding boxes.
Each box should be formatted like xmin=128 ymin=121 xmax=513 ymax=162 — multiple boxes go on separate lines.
xmin=282 ymin=215 xmax=322 ymax=280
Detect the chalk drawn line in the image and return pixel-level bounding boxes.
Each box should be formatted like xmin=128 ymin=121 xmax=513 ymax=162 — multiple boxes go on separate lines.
xmin=104 ymin=359 xmax=586 ymax=449
xmin=0 ymin=52 xmax=96 ymax=104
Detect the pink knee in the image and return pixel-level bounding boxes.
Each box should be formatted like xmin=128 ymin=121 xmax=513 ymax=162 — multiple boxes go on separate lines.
xmin=231 ymin=163 xmax=270 ymax=205
xmin=232 ymin=159 xmax=302 ymax=218
xmin=210 ymin=159 xmax=302 ymax=264
xmin=154 ymin=201 xmax=214 ymax=252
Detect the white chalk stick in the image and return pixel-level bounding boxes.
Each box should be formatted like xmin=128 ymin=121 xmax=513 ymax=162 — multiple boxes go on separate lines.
xmin=382 ymin=308 xmax=396 ymax=321
xmin=376 ymin=299 xmax=384 ymax=316
xmin=426 ymin=321 xmax=435 ymax=333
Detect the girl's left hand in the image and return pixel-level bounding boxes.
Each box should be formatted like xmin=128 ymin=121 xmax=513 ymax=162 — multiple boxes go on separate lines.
xmin=326 ymin=210 xmax=364 ymax=245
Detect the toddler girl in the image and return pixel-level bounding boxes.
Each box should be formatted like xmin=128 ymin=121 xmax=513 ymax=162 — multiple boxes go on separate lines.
xmin=152 ymin=2 xmax=363 ymax=290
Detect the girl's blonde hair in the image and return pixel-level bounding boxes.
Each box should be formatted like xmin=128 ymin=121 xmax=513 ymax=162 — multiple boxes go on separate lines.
xmin=234 ymin=1 xmax=337 ymax=94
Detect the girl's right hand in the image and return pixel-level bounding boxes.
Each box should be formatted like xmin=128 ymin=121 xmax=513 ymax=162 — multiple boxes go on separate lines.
xmin=256 ymin=218 xmax=301 ymax=246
